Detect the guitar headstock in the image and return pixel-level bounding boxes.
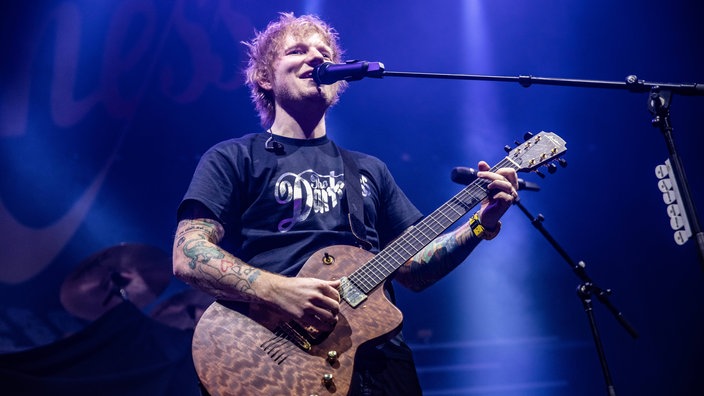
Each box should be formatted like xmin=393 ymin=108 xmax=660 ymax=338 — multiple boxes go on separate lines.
xmin=506 ymin=131 xmax=567 ymax=174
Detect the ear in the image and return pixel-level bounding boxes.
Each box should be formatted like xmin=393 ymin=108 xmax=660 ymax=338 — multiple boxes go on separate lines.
xmin=256 ymin=69 xmax=272 ymax=91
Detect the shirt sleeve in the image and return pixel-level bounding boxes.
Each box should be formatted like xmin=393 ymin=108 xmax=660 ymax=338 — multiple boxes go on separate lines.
xmin=178 ymin=140 xmax=243 ymax=230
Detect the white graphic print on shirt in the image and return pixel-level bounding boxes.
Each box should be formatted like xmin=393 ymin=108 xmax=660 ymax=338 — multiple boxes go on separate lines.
xmin=274 ymin=170 xmax=344 ymax=232
xmin=274 ymin=170 xmax=371 ymax=232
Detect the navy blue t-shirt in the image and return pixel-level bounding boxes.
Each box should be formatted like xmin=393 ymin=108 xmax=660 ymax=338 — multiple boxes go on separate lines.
xmin=179 ymin=132 xmax=423 ymax=277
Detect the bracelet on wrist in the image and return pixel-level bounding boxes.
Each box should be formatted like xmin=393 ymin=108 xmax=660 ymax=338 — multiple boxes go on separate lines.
xmin=469 ymin=212 xmax=501 ymax=241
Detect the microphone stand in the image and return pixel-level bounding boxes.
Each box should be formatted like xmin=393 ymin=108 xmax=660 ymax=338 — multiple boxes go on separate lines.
xmin=514 ymin=198 xmax=638 ymax=396
xmin=389 ymin=63 xmax=702 ymax=395
xmin=378 ymin=68 xmax=704 ymax=271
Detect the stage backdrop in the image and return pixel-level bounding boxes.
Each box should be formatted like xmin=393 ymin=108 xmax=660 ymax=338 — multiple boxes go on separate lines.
xmin=2 ymin=1 xmax=704 ymax=395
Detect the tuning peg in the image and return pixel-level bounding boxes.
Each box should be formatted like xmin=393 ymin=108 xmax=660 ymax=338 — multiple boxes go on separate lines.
xmin=558 ymin=158 xmax=568 ymax=168
xmin=523 ymin=132 xmax=533 ymax=141
xmin=504 ymin=145 xmax=512 ymax=153
xmin=535 ymin=169 xmax=546 ymax=178
xmin=547 ymin=163 xmax=557 ymax=174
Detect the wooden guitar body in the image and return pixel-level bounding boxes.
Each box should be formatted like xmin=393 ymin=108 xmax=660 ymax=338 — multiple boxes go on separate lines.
xmin=192 ymin=245 xmax=403 ymax=396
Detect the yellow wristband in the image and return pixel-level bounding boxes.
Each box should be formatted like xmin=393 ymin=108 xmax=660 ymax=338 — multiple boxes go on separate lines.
xmin=469 ymin=212 xmax=501 ymax=241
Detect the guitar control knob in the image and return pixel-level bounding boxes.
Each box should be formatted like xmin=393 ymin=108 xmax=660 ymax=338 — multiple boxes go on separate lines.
xmin=322 ymin=252 xmax=335 ymax=265
xmin=327 ymin=350 xmax=338 ymax=363
xmin=322 ymin=373 xmax=334 ymax=385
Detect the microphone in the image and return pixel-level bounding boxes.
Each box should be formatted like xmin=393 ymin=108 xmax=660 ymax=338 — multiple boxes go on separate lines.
xmin=450 ymin=167 xmax=541 ymax=192
xmin=312 ymin=61 xmax=385 ymax=85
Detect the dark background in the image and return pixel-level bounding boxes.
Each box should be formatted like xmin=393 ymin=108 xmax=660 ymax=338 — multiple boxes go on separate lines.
xmin=2 ymin=1 xmax=703 ymax=395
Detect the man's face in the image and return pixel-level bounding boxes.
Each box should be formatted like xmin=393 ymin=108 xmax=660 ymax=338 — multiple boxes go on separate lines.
xmin=264 ymin=32 xmax=339 ymax=110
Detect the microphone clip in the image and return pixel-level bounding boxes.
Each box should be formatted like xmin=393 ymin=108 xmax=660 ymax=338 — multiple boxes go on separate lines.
xmin=264 ymin=130 xmax=284 ymax=154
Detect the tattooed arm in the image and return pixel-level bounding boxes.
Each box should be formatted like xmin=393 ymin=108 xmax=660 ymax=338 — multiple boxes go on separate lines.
xmin=172 ymin=212 xmax=341 ymax=331
xmin=394 ymin=161 xmax=519 ymax=292
xmin=172 ymin=217 xmax=261 ymax=301
xmin=394 ymin=221 xmax=481 ymax=292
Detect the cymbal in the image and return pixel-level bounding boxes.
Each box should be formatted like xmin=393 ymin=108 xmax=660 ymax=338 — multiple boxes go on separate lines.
xmin=150 ymin=288 xmax=215 ymax=330
xmin=60 ymin=243 xmax=172 ymax=321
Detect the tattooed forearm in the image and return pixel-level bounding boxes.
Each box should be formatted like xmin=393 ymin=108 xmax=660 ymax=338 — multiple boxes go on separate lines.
xmin=417 ymin=233 xmax=458 ymax=263
xmin=174 ymin=218 xmax=262 ymax=302
xmin=181 ymin=239 xmax=262 ymax=301
xmin=398 ymin=222 xmax=481 ymax=291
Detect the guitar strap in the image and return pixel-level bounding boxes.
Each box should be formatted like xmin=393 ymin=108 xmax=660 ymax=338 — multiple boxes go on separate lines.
xmin=339 ymin=147 xmax=373 ymax=251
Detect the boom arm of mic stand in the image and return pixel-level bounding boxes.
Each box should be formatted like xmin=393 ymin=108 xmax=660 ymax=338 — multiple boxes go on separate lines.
xmin=381 ymin=70 xmax=704 ymax=95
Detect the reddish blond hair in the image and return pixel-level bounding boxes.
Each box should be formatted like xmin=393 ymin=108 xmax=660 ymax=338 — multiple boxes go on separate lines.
xmin=243 ymin=12 xmax=348 ymax=127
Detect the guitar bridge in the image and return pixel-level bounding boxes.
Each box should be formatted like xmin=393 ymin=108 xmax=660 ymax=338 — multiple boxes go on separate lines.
xmin=340 ymin=277 xmax=367 ymax=308
xmin=280 ymin=322 xmax=312 ymax=351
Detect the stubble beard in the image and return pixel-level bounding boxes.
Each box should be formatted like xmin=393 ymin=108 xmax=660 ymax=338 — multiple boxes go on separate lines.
xmin=281 ymin=82 xmax=336 ymax=114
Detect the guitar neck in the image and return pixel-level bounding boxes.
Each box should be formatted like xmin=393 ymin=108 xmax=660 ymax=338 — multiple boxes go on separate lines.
xmin=348 ymin=157 xmax=517 ymax=294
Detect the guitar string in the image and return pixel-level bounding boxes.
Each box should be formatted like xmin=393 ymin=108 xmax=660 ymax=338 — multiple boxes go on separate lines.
xmin=350 ymin=179 xmax=489 ymax=292
xmin=349 ymin=158 xmax=514 ymax=294
xmin=363 ymin=181 xmax=487 ymax=280
xmin=332 ymin=170 xmax=498 ymax=330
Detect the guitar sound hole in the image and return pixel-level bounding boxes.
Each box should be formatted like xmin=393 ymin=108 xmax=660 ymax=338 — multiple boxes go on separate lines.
xmin=260 ymin=329 xmax=294 ymax=365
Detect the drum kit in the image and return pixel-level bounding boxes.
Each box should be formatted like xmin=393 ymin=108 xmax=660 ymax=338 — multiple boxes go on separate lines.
xmin=59 ymin=242 xmax=214 ymax=329
xmin=0 ymin=244 xmax=211 ymax=394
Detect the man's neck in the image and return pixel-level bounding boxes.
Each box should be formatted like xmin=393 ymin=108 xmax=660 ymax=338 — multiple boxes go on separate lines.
xmin=270 ymin=103 xmax=327 ymax=140
xmin=270 ymin=98 xmax=327 ymax=139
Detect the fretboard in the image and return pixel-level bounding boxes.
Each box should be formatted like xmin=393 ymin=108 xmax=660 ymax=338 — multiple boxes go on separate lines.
xmin=348 ymin=157 xmax=516 ymax=293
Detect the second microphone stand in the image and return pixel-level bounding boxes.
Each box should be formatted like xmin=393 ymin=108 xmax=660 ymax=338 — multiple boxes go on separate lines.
xmin=514 ymin=198 xmax=639 ymax=396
